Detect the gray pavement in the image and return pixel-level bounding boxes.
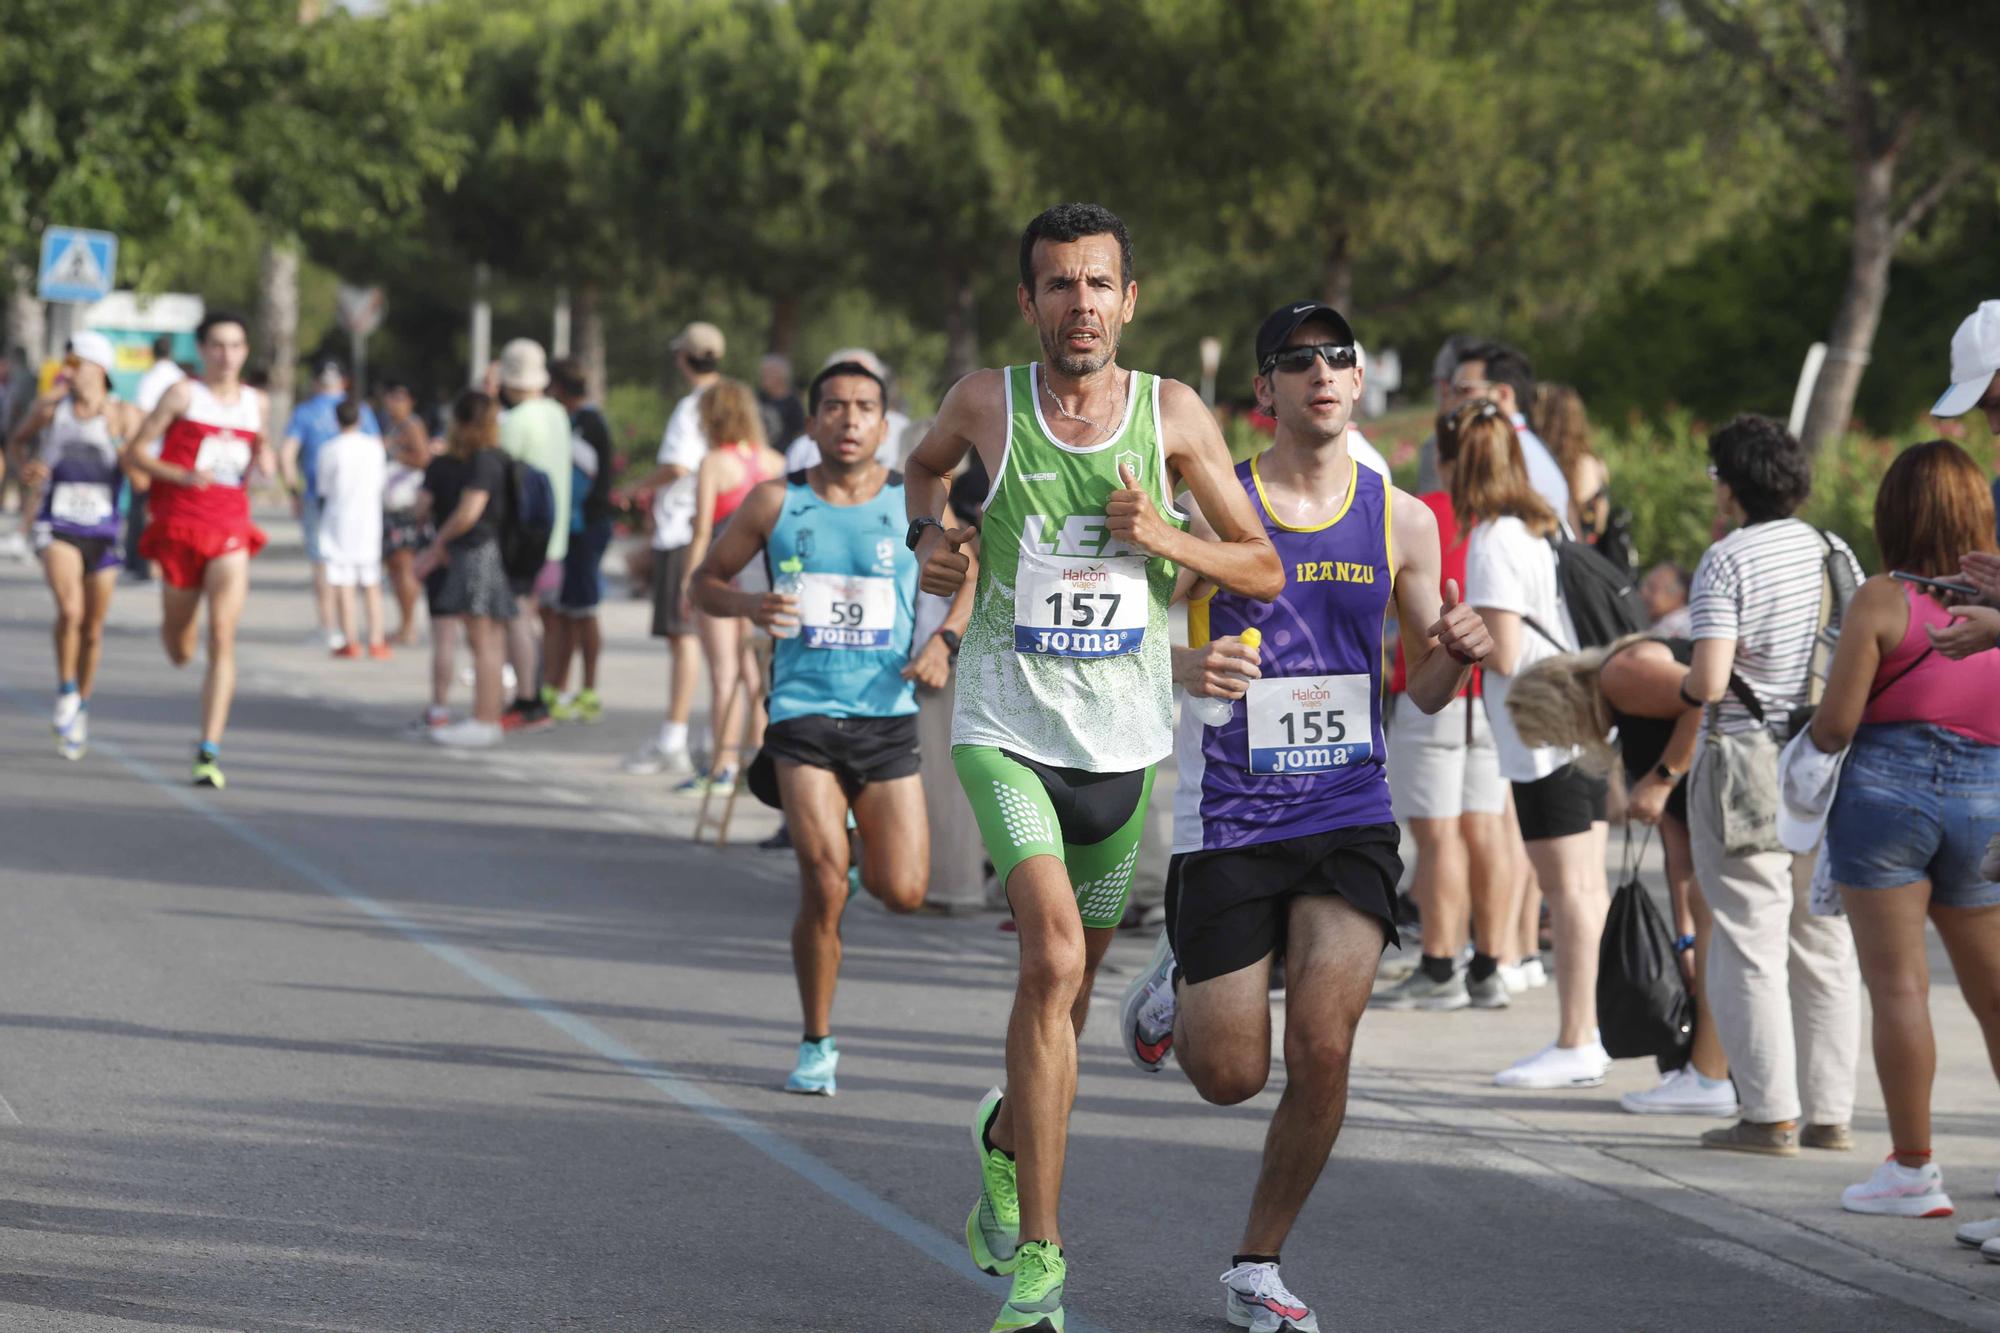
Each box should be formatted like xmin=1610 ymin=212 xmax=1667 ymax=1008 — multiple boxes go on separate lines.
xmin=0 ymin=513 xmax=1996 ymax=1331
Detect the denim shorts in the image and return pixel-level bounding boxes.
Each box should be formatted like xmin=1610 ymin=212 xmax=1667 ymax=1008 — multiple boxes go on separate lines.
xmin=1824 ymin=722 xmax=2000 ymax=907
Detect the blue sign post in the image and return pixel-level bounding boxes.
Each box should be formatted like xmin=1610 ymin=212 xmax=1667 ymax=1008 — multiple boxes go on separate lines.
xmin=37 ymin=228 xmax=118 ymax=304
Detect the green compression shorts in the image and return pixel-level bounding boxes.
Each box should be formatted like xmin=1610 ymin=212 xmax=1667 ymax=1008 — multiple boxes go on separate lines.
xmin=952 ymin=745 xmax=1156 ymax=929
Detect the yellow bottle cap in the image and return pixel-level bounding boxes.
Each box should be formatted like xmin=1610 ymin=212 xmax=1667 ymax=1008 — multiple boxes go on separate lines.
xmin=1240 ymin=627 xmax=1262 ymax=649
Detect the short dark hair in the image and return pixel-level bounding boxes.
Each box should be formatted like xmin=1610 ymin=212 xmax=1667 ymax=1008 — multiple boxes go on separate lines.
xmin=1018 ymin=202 xmax=1133 ymax=292
xmin=151 ymin=334 xmax=174 ymax=360
xmin=334 ymin=398 xmax=360 ymax=428
xmin=680 ymin=348 xmax=720 ymax=375
xmin=195 ymin=310 xmax=248 ymax=344
xmin=1459 ymin=340 xmax=1533 ymax=409
xmin=1707 ymin=414 xmax=1813 ymax=523
xmin=549 ymin=356 xmax=588 ymax=401
xmin=808 ymin=361 xmax=887 ymax=415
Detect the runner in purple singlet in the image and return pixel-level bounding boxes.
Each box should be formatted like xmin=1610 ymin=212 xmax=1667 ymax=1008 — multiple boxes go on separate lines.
xmin=1118 ymin=302 xmax=1491 ymax=1332
xmin=3 ymin=332 xmax=141 ymax=760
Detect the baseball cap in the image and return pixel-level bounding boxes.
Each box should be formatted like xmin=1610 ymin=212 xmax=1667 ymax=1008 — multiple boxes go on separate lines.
xmin=1933 ymin=301 xmax=2000 ymax=417
xmin=498 ymin=338 xmax=550 ymax=392
xmin=1254 ymin=301 xmax=1356 ymax=371
xmin=68 ymin=331 xmax=116 ymax=377
xmin=671 ymin=321 xmax=726 ymax=361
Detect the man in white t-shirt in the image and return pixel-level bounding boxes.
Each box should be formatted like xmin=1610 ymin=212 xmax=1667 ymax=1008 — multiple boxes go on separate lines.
xmin=315 ymin=399 xmax=389 ymax=658
xmin=1448 ymin=342 xmax=1572 ymax=528
xmin=622 ymin=320 xmax=724 ymax=777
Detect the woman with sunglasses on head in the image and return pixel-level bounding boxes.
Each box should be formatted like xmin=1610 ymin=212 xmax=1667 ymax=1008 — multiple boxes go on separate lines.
xmin=1449 ymin=399 xmax=1613 ymax=1090
xmin=1804 ymin=441 xmax=2000 ymax=1232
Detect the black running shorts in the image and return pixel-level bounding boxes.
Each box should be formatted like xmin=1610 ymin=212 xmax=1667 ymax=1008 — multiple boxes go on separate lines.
xmin=1511 ymin=763 xmax=1608 ymax=842
xmin=762 ymin=713 xmax=922 ymax=797
xmin=1167 ymin=823 xmax=1403 ymax=986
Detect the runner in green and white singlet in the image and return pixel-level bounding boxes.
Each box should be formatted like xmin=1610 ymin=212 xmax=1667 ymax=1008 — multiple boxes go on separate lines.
xmin=905 ymin=203 xmax=1283 ymax=1333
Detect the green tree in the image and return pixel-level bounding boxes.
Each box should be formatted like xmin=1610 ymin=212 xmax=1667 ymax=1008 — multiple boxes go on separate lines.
xmin=1682 ymin=0 xmax=1997 ymax=450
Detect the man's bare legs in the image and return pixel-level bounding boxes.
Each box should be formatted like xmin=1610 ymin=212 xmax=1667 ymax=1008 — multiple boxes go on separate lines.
xmin=984 ymin=855 xmax=1116 ymax=1248
xmin=781 ymin=765 xmax=926 ymax=1036
xmin=1462 ymin=809 xmax=1517 ymax=964
xmin=198 ymin=553 xmax=250 ymax=745
xmin=1410 ymin=816 xmax=1469 ymax=961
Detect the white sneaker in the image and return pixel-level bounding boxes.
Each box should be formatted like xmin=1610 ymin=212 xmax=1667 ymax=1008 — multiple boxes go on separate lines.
xmin=1521 ymin=957 xmax=1549 ymax=989
xmin=1119 ymin=929 xmax=1178 ymax=1072
xmin=1221 ymin=1261 xmax=1319 ymax=1333
xmin=621 ymin=739 xmax=693 ymax=777
xmin=1985 ymin=1236 xmax=2000 ymax=1264
xmin=1496 ymin=961 xmax=1526 ymax=994
xmin=57 ymin=706 xmax=88 ymax=760
xmin=1619 ymin=1067 xmax=1740 ymax=1117
xmin=52 ymin=691 xmax=82 ymax=734
xmin=1494 ymin=1041 xmax=1610 ymax=1089
xmin=324 ymin=629 xmax=347 ymax=651
xmin=1842 ymin=1157 xmax=1954 ymax=1218
xmin=1959 ymin=1215 xmax=2000 ymax=1248
xmin=430 ymin=719 xmax=502 ymax=749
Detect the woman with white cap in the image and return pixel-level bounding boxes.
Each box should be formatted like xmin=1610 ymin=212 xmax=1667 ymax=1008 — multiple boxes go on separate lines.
xmin=2 ymin=332 xmax=143 ymax=759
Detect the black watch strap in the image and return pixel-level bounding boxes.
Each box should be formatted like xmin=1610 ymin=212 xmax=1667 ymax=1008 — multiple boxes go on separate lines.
xmin=1655 ymin=761 xmax=1680 ymax=781
xmin=937 ymin=628 xmax=961 ymax=659
xmin=906 ymin=516 xmax=945 ymax=551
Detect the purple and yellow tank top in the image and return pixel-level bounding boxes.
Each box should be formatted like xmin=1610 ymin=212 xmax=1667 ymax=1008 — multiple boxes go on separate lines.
xmin=1171 ymin=453 xmax=1394 ymax=852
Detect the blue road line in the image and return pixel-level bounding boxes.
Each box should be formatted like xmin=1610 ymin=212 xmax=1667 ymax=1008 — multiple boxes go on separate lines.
xmin=2 ymin=677 xmax=1111 ymax=1332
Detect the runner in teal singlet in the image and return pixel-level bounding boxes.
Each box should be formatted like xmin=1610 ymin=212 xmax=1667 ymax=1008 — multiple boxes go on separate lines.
xmin=904 ymin=203 xmax=1284 ymax=1333
xmin=692 ymin=361 xmax=974 ymax=1097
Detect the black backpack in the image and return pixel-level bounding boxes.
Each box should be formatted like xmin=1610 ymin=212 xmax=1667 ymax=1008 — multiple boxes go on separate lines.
xmin=1598 ymin=827 xmax=1694 ymax=1061
xmin=1525 ymin=531 xmax=1647 ymax=652
xmin=497 ymin=455 xmax=557 ymax=584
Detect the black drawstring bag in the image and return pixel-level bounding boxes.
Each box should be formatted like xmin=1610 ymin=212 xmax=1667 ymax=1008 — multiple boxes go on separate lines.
xmin=1596 ymin=826 xmax=1693 ymax=1061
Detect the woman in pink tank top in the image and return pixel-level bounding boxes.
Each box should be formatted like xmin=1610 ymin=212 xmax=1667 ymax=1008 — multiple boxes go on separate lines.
xmin=1808 ymin=441 xmax=2000 ymax=1226
xmin=682 ymin=378 xmax=787 ymax=792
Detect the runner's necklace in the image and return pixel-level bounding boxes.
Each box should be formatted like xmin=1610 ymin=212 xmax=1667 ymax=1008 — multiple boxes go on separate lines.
xmin=1041 ymin=365 xmax=1126 ymax=441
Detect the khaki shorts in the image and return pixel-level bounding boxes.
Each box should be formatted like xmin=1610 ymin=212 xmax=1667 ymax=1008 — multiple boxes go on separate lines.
xmin=1386 ymin=692 xmax=1504 ymax=820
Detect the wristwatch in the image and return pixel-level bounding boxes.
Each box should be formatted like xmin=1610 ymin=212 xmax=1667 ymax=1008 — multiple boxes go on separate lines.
xmin=906 ymin=516 xmax=945 ymax=551
xmin=936 ymin=628 xmax=961 ymax=662
xmin=1654 ymin=761 xmax=1681 ymax=781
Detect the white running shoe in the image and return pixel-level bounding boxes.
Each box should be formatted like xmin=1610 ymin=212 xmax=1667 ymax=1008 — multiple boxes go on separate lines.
xmin=1619 ymin=1067 xmax=1739 ymax=1117
xmin=1221 ymin=1261 xmax=1319 ymax=1333
xmin=1118 ymin=929 xmax=1177 ymax=1072
xmin=52 ymin=691 xmax=82 ymax=734
xmin=1843 ymin=1157 xmax=1954 ymax=1218
xmin=1957 ymin=1215 xmax=2000 ymax=1248
xmin=1520 ymin=957 xmax=1549 ymax=989
xmin=1494 ymin=1041 xmax=1610 ymax=1089
xmin=430 ymin=719 xmax=502 ymax=749
xmin=58 ymin=707 xmax=88 ymax=761
xmin=1496 ymin=961 xmax=1527 ymax=994
xmin=622 ymin=739 xmax=694 ymax=777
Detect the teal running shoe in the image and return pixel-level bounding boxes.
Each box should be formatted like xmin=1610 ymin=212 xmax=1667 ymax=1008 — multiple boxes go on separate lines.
xmin=784 ymin=1037 xmax=838 ymax=1096
xmin=991 ymin=1240 xmax=1064 ymax=1332
xmin=967 ymin=1087 xmax=1019 ymax=1276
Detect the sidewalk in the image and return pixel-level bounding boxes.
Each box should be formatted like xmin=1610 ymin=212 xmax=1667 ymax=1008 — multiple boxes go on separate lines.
xmin=17 ymin=509 xmax=1999 ymax=1325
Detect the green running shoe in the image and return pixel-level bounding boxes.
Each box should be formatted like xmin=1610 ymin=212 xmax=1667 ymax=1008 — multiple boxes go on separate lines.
xmin=192 ymin=753 xmax=226 ymax=789
xmin=574 ymin=687 xmax=601 ymax=724
xmin=990 ymin=1240 xmax=1064 ymax=1332
xmin=967 ymin=1087 xmax=1019 ymax=1276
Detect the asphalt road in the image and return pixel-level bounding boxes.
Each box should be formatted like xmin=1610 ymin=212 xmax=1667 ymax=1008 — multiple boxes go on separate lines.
xmin=0 ymin=519 xmax=1996 ymax=1332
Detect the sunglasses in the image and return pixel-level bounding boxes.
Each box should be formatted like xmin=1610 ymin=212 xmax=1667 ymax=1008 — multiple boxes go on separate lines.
xmin=1262 ymin=344 xmax=1359 ymax=376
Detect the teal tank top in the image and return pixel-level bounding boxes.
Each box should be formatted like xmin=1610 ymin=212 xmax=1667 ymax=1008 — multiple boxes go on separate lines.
xmin=766 ymin=469 xmax=919 ymax=723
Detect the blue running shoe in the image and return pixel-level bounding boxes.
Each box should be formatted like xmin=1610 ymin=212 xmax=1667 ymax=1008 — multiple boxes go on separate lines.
xmin=785 ymin=1037 xmax=838 ymax=1096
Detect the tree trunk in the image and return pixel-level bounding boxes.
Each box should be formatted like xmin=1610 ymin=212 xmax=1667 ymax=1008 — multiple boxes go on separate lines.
xmin=5 ymin=259 xmax=45 ymax=369
xmin=767 ymin=293 xmax=799 ymax=357
xmin=576 ymin=282 xmax=607 ymax=404
xmin=257 ymin=237 xmax=301 ymax=427
xmin=1321 ymin=230 xmax=1353 ymax=314
xmin=942 ymin=269 xmax=980 ymax=389
xmin=1801 ymin=148 xmax=1896 ymax=452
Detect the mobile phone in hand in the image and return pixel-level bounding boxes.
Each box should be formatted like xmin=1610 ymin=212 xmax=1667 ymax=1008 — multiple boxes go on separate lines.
xmin=1892 ymin=570 xmax=1979 ymax=597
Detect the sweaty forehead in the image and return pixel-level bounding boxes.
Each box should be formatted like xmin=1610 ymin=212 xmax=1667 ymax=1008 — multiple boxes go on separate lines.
xmin=818 ymin=374 xmax=883 ymax=407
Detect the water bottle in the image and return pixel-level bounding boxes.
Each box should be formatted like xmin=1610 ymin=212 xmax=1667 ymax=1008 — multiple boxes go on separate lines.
xmin=770 ymin=556 xmax=803 ymax=639
xmin=1190 ymin=626 xmax=1260 ymax=726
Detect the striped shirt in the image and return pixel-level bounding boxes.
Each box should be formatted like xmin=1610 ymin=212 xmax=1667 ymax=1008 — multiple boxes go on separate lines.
xmin=1689 ymin=518 xmax=1861 ymax=734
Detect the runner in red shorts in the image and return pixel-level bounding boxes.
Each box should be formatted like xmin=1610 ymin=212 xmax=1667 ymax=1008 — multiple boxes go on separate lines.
xmin=120 ymin=311 xmax=270 ymax=788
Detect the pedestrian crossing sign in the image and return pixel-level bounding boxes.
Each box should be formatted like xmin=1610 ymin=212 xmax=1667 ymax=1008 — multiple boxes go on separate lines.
xmin=37 ymin=227 xmax=118 ymax=304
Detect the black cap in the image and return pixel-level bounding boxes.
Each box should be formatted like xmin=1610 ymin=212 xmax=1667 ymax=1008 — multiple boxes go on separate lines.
xmin=1254 ymin=301 xmax=1356 ymax=371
